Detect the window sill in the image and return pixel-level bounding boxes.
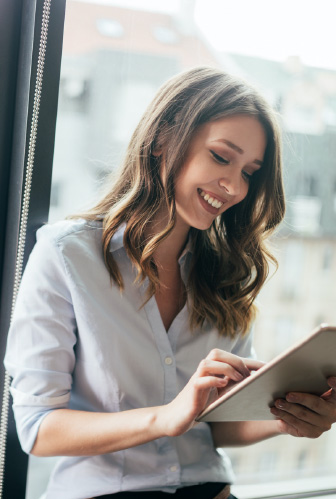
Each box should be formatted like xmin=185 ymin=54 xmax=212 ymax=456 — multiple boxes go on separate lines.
xmin=232 ymin=476 xmax=336 ymax=499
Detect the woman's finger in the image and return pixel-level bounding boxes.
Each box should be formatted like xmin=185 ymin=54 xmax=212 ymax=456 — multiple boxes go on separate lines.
xmin=192 ymin=375 xmax=228 ymax=391
xmin=271 ymin=378 xmax=336 ymax=440
xmin=197 ymin=359 xmax=247 ymax=382
xmin=326 ymin=376 xmax=336 ymax=394
xmin=271 ymin=407 xmax=326 ymax=438
xmin=272 ymin=398 xmax=332 ymax=429
xmin=285 ymin=391 xmax=336 ymax=418
xmin=242 ymin=358 xmax=266 ymax=371
xmin=205 ymin=349 xmax=253 ymax=377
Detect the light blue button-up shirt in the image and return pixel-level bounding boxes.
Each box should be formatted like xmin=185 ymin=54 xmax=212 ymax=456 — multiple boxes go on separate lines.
xmin=5 ymin=219 xmax=255 ymax=499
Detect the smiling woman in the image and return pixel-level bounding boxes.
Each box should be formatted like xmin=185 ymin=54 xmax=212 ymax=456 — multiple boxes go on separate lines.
xmin=174 ymin=115 xmax=266 ymax=228
xmin=2 ymin=1 xmax=336 ymax=498
xmin=3 ymin=64 xmax=336 ymax=499
xmin=72 ymin=67 xmax=284 ymax=339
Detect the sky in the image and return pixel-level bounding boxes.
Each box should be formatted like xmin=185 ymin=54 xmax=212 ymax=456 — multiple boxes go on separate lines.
xmin=74 ymin=0 xmax=336 ymax=70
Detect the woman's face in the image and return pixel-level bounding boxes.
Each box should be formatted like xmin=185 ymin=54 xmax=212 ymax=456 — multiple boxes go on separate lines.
xmin=174 ymin=114 xmax=267 ymax=231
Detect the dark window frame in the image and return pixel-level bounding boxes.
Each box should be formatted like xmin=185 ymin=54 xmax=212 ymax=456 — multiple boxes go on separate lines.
xmin=0 ymin=0 xmax=66 ymax=497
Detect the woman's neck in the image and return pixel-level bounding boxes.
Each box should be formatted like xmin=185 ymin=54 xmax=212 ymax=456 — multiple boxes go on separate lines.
xmin=145 ymin=210 xmax=190 ymax=270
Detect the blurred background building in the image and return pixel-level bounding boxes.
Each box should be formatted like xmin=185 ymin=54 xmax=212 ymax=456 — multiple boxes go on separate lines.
xmin=27 ymin=1 xmax=336 ymax=497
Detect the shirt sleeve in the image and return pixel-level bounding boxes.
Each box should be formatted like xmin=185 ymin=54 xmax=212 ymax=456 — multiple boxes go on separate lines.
xmin=230 ymin=324 xmax=257 ymax=360
xmin=4 ymin=230 xmax=77 ymax=454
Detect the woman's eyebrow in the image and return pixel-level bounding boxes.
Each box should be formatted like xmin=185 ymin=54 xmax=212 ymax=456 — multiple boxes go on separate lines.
xmin=212 ymin=139 xmax=263 ymax=167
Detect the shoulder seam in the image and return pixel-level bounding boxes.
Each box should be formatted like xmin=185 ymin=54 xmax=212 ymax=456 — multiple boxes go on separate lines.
xmin=42 ymin=220 xmax=102 ymax=246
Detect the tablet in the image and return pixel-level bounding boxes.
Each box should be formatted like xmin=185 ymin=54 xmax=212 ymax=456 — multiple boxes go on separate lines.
xmin=197 ymin=324 xmax=336 ymax=422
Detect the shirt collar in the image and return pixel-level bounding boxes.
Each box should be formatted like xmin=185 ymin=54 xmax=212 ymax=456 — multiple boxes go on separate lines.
xmin=109 ymin=223 xmax=193 ymax=262
xmin=178 ymin=232 xmax=193 ymax=265
xmin=109 ymin=223 xmax=126 ymax=253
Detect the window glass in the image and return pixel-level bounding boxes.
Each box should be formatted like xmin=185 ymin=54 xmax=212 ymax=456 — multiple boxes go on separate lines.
xmin=26 ymin=1 xmax=336 ymax=497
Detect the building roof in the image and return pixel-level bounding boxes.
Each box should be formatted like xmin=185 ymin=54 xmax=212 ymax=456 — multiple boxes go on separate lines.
xmin=63 ymin=2 xmax=220 ymax=68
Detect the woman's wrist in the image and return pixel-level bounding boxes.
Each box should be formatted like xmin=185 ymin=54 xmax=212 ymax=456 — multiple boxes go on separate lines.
xmin=152 ymin=403 xmax=178 ymax=438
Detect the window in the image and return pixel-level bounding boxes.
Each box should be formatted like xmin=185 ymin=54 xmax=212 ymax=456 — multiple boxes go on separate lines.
xmin=322 ymin=245 xmax=333 ymax=271
xmin=96 ymin=18 xmax=124 ymax=38
xmin=281 ymin=240 xmax=305 ymax=300
xmin=1 ymin=1 xmax=336 ymax=498
xmin=59 ymin=77 xmax=90 ymax=113
xmin=153 ymin=26 xmax=179 ymax=44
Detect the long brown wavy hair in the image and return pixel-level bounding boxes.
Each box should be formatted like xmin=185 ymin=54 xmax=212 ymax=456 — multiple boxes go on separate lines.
xmin=75 ymin=67 xmax=285 ymax=337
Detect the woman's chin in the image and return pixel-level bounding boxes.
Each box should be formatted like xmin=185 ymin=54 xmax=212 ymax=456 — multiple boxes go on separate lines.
xmin=190 ymin=219 xmax=215 ymax=231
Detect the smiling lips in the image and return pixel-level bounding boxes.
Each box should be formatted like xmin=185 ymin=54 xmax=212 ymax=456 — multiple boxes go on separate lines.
xmin=198 ymin=189 xmax=224 ymax=209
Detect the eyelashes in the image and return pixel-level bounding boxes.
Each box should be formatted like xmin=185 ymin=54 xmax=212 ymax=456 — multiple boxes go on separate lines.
xmin=210 ymin=150 xmax=254 ymax=181
xmin=242 ymin=171 xmax=252 ymax=181
xmin=210 ymin=151 xmax=230 ymax=165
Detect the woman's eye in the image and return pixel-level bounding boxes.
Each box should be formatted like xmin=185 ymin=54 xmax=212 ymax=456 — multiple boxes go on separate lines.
xmin=210 ymin=151 xmax=230 ymax=165
xmin=242 ymin=170 xmax=253 ymax=181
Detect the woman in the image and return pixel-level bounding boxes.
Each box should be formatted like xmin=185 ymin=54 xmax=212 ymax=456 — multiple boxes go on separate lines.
xmin=5 ymin=67 xmax=336 ymax=499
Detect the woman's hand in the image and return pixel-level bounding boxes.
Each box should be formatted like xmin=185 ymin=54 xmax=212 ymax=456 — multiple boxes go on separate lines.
xmin=271 ymin=376 xmax=336 ymax=438
xmin=158 ymin=349 xmax=264 ymax=438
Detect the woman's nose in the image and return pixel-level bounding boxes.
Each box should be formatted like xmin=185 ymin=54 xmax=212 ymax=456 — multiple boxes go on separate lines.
xmin=218 ymin=171 xmax=241 ymax=196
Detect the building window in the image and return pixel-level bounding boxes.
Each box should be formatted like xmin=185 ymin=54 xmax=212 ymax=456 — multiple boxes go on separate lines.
xmin=153 ymin=26 xmax=179 ymax=44
xmin=59 ymin=77 xmax=90 ymax=114
xmin=281 ymin=240 xmax=304 ymax=299
xmin=49 ymin=181 xmax=61 ymax=208
xmin=322 ymin=245 xmax=333 ymax=270
xmin=96 ymin=18 xmax=124 ymax=38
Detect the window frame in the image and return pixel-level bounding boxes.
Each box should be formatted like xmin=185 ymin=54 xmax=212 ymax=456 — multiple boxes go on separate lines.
xmin=0 ymin=0 xmax=66 ymax=497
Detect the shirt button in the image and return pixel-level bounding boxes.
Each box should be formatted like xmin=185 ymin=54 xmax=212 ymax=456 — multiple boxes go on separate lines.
xmin=165 ymin=357 xmax=173 ymax=365
xmin=170 ymin=465 xmax=178 ymax=472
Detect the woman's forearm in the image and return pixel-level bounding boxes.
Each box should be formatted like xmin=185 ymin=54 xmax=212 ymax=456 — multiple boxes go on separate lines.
xmin=31 ymin=407 xmax=168 ymax=457
xmin=31 ymin=353 xmax=268 ymax=457
xmin=210 ymin=420 xmax=281 ymax=448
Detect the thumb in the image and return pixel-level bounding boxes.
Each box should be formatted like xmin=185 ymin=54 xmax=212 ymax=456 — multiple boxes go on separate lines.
xmin=327 ymin=376 xmax=336 ymax=390
xmin=321 ymin=377 xmax=336 ymax=401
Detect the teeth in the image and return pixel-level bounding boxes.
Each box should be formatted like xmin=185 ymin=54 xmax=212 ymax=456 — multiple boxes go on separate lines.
xmin=199 ymin=190 xmax=223 ymax=209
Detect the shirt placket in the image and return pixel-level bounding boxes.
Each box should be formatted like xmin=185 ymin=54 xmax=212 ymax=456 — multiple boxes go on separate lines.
xmin=142 ymin=286 xmax=183 ymax=486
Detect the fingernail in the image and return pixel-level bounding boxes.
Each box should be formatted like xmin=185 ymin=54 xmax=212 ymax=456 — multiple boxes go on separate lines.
xmin=275 ymin=400 xmax=285 ymax=408
xmin=287 ymin=393 xmax=297 ymax=402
